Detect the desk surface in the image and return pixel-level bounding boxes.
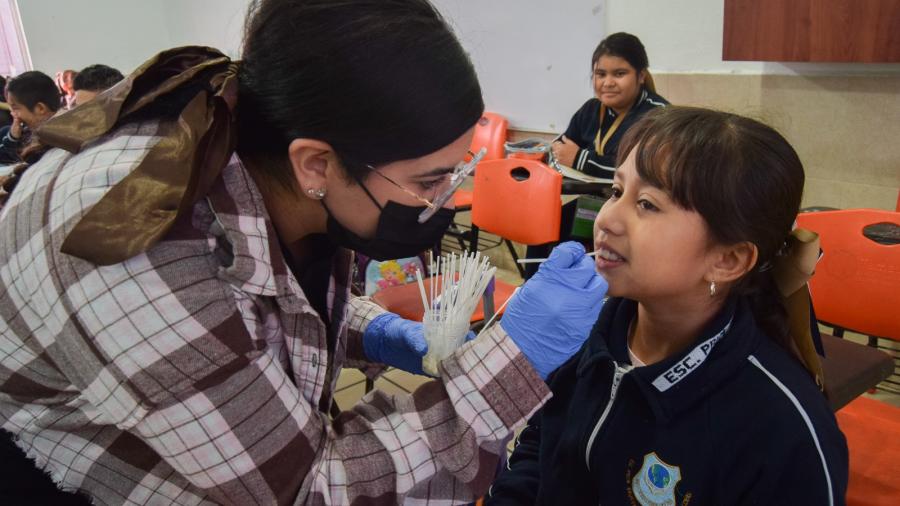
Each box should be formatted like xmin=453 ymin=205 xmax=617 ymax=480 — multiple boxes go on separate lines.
xmin=821 ymin=333 xmax=894 ymax=411
xmin=555 ymin=163 xmax=613 ymax=196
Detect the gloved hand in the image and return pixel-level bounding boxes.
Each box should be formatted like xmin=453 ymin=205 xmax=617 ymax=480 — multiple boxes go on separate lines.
xmin=500 ymin=242 xmax=608 ymax=380
xmin=363 ymin=312 xmax=476 ymax=376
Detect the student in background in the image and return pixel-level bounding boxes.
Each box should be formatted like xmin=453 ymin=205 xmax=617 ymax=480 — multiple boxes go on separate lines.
xmin=55 ymin=69 xmax=77 ymax=109
xmin=0 ymin=71 xmax=60 ymax=165
xmin=488 ymin=107 xmax=848 ymax=506
xmin=526 ymin=33 xmax=669 ymax=278
xmin=552 ymin=32 xmax=668 ymax=177
xmin=0 ymin=0 xmax=605 ymax=504
xmin=71 ymin=64 xmax=124 ymax=106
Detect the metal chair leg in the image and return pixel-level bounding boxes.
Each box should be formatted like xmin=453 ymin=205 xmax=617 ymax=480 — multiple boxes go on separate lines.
xmin=468 ymin=226 xmax=480 ymax=254
xmin=505 ymin=239 xmax=525 ymax=278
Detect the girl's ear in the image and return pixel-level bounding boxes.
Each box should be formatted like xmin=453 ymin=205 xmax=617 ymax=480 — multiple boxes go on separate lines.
xmin=287 ymin=138 xmax=338 ymax=197
xmin=33 ymin=102 xmax=51 ymax=117
xmin=706 ymin=241 xmax=758 ymax=285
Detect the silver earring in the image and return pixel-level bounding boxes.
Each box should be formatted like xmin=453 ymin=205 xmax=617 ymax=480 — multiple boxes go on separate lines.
xmin=709 ymin=280 xmax=717 ymax=297
xmin=306 ymin=188 xmax=326 ymax=199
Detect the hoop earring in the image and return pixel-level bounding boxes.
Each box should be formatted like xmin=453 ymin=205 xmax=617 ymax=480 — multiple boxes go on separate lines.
xmin=306 ymin=188 xmax=326 ymax=199
xmin=709 ymin=280 xmax=717 ymax=297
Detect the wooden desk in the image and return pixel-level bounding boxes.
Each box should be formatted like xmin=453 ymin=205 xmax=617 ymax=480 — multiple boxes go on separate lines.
xmin=821 ymin=333 xmax=894 ymax=411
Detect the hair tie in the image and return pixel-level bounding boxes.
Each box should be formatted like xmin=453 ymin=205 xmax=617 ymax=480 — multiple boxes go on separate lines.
xmin=757 ymin=239 xmax=791 ymax=273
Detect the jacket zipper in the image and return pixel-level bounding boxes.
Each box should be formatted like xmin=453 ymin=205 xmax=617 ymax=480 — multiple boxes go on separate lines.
xmin=585 ymin=361 xmax=632 ymax=470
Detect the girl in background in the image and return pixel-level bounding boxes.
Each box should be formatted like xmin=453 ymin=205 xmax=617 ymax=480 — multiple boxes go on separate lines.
xmin=552 ymin=32 xmax=668 ymax=176
xmin=528 ymin=33 xmax=669 ymax=279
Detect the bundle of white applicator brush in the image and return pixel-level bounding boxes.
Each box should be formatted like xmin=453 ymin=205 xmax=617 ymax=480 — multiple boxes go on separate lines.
xmin=415 ymin=251 xmax=497 ymax=376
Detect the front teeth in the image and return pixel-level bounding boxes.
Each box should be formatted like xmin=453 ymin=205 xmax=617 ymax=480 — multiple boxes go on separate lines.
xmin=599 ymin=248 xmax=624 ymax=262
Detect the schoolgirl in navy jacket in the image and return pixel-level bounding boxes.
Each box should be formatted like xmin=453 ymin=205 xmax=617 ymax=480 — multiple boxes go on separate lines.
xmin=487 ymin=296 xmax=848 ymax=505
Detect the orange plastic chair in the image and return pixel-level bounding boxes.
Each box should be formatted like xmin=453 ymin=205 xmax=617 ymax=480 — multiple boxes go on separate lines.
xmin=468 ymin=158 xmax=562 ymax=278
xmin=795 ymin=209 xmax=900 ymax=342
xmin=453 ymin=190 xmax=473 ymax=210
xmin=836 ymin=396 xmax=900 ymax=506
xmin=444 ymin=189 xmax=475 ymax=251
xmin=470 ymin=158 xmax=562 ymax=246
xmin=458 ymin=113 xmax=508 ymax=211
xmin=470 ymin=112 xmax=508 ymax=162
xmin=796 ymin=209 xmax=899 ymax=396
xmin=444 ymin=113 xmax=508 ymax=245
xmin=796 ymin=209 xmax=900 ymax=506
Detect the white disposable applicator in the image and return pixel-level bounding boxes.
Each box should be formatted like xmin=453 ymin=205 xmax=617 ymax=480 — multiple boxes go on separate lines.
xmin=416 ymin=251 xmax=497 ymax=376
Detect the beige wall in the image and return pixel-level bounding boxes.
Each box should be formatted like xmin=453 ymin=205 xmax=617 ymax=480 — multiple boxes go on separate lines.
xmin=512 ymin=74 xmax=900 ymax=211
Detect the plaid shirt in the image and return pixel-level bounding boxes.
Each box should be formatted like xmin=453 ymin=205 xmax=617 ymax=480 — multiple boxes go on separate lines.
xmin=0 ymin=121 xmax=550 ymax=505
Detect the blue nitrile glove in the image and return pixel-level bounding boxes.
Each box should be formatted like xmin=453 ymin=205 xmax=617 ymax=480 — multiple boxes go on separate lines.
xmin=363 ymin=312 xmax=477 ymax=376
xmin=500 ymin=241 xmax=608 ymax=380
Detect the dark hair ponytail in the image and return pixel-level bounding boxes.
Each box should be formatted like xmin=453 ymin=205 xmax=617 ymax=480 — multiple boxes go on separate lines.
xmin=617 ymin=107 xmax=805 ymax=349
xmin=741 ymin=265 xmax=791 ymax=349
xmin=237 ymin=0 xmax=484 ymax=190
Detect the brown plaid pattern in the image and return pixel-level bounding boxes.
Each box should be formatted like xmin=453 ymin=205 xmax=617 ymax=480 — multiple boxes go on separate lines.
xmin=0 ymin=121 xmax=550 ymax=505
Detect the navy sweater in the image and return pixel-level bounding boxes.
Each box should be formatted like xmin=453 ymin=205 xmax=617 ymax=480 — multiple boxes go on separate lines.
xmin=487 ymin=297 xmax=848 ymax=505
xmin=563 ymin=89 xmax=668 ymax=178
xmin=0 ymin=125 xmax=25 ymax=165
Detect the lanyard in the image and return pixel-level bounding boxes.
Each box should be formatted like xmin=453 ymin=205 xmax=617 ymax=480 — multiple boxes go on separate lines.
xmin=594 ymin=103 xmax=627 ymax=155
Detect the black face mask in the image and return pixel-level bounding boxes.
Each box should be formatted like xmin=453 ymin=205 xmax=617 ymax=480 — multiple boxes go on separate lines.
xmin=322 ymin=196 xmax=455 ymax=261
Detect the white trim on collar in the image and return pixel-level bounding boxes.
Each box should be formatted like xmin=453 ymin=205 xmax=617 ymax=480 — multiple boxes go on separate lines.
xmin=651 ymin=317 xmax=733 ymax=392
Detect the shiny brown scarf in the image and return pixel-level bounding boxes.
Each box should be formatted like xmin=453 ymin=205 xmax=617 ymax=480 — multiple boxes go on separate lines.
xmin=36 ymin=46 xmax=239 ymax=265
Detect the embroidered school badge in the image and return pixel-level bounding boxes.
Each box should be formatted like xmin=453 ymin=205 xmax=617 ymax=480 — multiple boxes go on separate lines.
xmin=631 ymin=452 xmax=682 ymax=506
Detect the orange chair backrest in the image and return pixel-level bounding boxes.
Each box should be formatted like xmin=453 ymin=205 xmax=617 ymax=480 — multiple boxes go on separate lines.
xmin=471 ymin=158 xmax=562 ymax=245
xmin=470 ymin=112 xmax=508 ymax=161
xmin=796 ymin=209 xmax=900 ymax=340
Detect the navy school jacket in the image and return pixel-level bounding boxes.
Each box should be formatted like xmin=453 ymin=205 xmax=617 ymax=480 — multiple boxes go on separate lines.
xmin=562 ymin=89 xmax=668 ymax=178
xmin=487 ymin=297 xmax=848 ymax=505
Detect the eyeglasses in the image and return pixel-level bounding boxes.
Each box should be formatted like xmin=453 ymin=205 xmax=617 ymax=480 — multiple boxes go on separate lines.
xmin=366 ymin=147 xmax=486 ymax=224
